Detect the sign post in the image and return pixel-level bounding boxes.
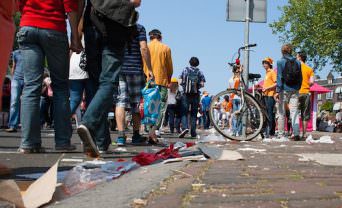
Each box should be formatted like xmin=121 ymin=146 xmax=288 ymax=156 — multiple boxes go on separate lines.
xmin=227 ymin=0 xmax=267 ymax=137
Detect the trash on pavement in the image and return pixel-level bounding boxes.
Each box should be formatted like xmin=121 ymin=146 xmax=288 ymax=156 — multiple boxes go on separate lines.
xmin=197 ymin=134 xmax=227 ymax=143
xmin=263 ymin=137 xmax=289 ymax=143
xmin=114 ymin=147 xmax=128 ymax=152
xmin=132 ymin=144 xmax=181 ymax=166
xmin=198 ymin=144 xmax=243 ymax=160
xmin=63 ymin=160 xmax=139 ymax=196
xmin=0 ymin=156 xmax=62 ymax=208
xmin=162 ymin=155 xmax=207 ymax=164
xmin=305 ymin=135 xmax=334 ymax=144
xmin=61 ymin=158 xmax=84 ymax=163
xmin=238 ymin=148 xmax=267 ymax=153
xmin=133 ymin=198 xmax=147 ymax=206
xmin=297 ymin=153 xmax=342 ymax=166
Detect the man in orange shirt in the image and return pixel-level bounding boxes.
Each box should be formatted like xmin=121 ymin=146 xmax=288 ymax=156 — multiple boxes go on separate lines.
xmin=297 ymin=52 xmax=314 ymax=139
xmin=262 ymin=57 xmax=277 ymax=138
xmin=145 ymin=29 xmax=173 ymax=142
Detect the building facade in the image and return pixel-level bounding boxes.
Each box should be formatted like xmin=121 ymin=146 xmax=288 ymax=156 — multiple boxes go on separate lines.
xmin=316 ymin=72 xmax=342 ymax=111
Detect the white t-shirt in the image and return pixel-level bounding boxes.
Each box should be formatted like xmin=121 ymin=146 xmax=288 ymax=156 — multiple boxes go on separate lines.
xmin=167 ymin=90 xmax=177 ymax=105
xmin=69 ymin=52 xmax=89 ymax=80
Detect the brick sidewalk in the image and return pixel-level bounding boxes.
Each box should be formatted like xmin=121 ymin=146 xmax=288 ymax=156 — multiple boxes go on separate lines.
xmin=145 ymin=137 xmax=342 ymax=208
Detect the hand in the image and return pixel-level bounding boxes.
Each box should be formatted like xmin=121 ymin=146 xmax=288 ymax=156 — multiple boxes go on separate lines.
xmin=70 ymin=34 xmax=83 ymax=54
xmin=274 ymin=93 xmax=279 ymax=102
xmin=148 ymin=71 xmax=154 ymax=81
xmin=130 ymin=0 xmax=141 ymax=7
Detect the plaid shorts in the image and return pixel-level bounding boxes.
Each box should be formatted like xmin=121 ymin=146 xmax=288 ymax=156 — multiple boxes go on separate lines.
xmin=114 ymin=73 xmax=145 ymax=113
xmin=298 ymin=93 xmax=311 ymax=121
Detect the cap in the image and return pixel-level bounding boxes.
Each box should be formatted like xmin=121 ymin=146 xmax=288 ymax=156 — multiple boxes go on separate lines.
xmin=171 ymin=77 xmax=178 ymax=83
xmin=262 ymin=57 xmax=273 ymax=65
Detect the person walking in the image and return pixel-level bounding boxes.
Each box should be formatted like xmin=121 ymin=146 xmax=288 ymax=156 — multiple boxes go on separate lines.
xmin=114 ymin=22 xmax=154 ymax=146
xmin=166 ymin=78 xmax=180 ymax=134
xmin=77 ymin=0 xmax=141 ymax=156
xmin=18 ymin=0 xmax=82 ymax=153
xmin=229 ymin=65 xmax=242 ymax=136
xmin=6 ymin=50 xmax=24 ymax=132
xmin=178 ymin=57 xmax=206 ymax=138
xmin=201 ymin=91 xmax=211 ymax=130
xmin=261 ymin=57 xmax=277 ymax=138
xmin=297 ymin=51 xmax=314 ymax=139
xmin=274 ymin=44 xmax=302 ymax=141
xmin=145 ymin=29 xmax=173 ymax=143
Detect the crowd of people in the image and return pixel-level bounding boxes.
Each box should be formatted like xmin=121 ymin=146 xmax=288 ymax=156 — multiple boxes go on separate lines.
xmin=0 ymin=0 xmax=330 ymax=158
xmin=0 ymin=0 xmax=213 ymax=157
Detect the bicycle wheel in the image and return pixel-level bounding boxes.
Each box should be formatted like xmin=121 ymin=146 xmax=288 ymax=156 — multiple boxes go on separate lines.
xmin=209 ymin=89 xmax=264 ymax=141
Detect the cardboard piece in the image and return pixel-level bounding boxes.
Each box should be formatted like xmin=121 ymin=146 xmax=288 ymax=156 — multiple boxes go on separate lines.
xmin=0 ymin=157 xmax=62 ymax=208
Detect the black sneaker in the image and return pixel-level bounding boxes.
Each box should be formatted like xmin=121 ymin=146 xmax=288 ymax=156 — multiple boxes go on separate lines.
xmin=132 ymin=134 xmax=146 ymax=144
xmin=77 ymin=125 xmax=100 ymax=158
xmin=293 ymin=135 xmax=301 ymax=141
xmin=178 ymin=129 xmax=189 ymax=138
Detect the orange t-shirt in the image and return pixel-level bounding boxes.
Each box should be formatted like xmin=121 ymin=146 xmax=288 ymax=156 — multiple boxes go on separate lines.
xmin=299 ymin=63 xmax=314 ymax=94
xmin=263 ymin=69 xmax=277 ymax=96
xmin=221 ymin=100 xmax=231 ymax=112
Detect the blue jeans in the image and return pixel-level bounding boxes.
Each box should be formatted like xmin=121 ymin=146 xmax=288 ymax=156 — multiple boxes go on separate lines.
xmin=81 ymin=36 xmax=125 ymax=150
xmin=232 ymin=99 xmax=242 ymax=135
xmin=8 ymin=78 xmax=24 ymax=129
xmin=82 ymin=26 xmax=115 ymax=151
xmin=264 ymin=96 xmax=276 ymax=137
xmin=202 ymin=110 xmax=210 ymax=129
xmin=17 ymin=26 xmax=72 ymax=148
xmin=180 ymin=94 xmax=200 ymax=137
xmin=70 ymin=79 xmax=91 ymax=114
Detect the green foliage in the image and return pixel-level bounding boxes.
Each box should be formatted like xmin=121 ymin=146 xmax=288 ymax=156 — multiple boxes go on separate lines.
xmin=270 ymin=0 xmax=342 ymax=72
xmin=320 ymin=101 xmax=333 ymax=112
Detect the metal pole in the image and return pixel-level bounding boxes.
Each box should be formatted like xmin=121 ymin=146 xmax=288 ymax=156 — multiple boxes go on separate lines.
xmin=242 ymin=0 xmax=250 ymax=137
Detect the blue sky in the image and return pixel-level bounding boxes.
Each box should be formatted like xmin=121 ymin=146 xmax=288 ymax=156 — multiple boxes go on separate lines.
xmin=137 ymin=0 xmax=334 ymax=94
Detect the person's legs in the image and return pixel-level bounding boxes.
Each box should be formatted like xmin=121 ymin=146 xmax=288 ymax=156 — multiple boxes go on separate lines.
xmin=8 ymin=79 xmax=22 ymax=130
xmin=114 ymin=74 xmax=129 ymax=145
xmin=168 ymin=105 xmax=175 ymax=133
xmin=264 ymin=96 xmax=276 ymax=137
xmin=288 ymin=92 xmax=300 ymax=138
xmin=19 ymin=27 xmax=45 ymax=149
xmin=155 ymin=86 xmax=168 ymax=130
xmin=41 ymin=28 xmax=73 ymax=148
xmin=81 ymin=44 xmax=125 ymax=150
xmin=189 ymin=96 xmax=199 ymax=137
xmin=70 ymin=79 xmax=86 ymax=114
xmin=299 ymin=93 xmax=311 ymax=138
xmin=277 ymin=92 xmax=286 ymax=137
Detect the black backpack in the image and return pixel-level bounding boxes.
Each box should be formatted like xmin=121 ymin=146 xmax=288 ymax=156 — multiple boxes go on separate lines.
xmin=282 ymin=57 xmax=302 ymax=86
xmin=184 ymin=67 xmax=200 ymax=95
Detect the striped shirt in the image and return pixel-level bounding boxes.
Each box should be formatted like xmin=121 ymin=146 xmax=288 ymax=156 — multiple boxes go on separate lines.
xmin=121 ymin=24 xmax=147 ymax=75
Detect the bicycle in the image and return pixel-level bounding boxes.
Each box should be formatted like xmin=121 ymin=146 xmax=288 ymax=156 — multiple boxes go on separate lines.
xmin=209 ymin=44 xmax=268 ymax=141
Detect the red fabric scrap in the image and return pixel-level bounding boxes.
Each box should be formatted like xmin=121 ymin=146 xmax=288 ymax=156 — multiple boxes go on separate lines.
xmin=132 ymin=144 xmax=181 ymax=166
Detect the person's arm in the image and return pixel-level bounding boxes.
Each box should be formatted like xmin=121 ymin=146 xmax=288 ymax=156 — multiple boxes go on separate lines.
xmin=166 ymin=47 xmax=173 ymax=81
xmin=140 ymin=40 xmax=153 ymax=79
xmin=64 ymin=0 xmax=82 ymax=53
xmin=309 ymin=70 xmax=315 ymax=86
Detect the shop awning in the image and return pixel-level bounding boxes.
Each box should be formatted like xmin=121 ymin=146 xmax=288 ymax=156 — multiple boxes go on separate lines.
xmin=335 ymin=87 xmax=342 ymax=94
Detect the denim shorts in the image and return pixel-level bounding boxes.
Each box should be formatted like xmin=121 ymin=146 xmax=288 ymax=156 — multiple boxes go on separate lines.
xmin=113 ymin=73 xmax=145 ymax=112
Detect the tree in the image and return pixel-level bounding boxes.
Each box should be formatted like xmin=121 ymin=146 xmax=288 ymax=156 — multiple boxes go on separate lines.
xmin=270 ymin=0 xmax=342 ymax=72
xmin=320 ymin=101 xmax=333 ymax=112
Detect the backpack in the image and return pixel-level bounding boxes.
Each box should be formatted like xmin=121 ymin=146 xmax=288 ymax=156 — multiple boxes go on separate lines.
xmin=282 ymin=57 xmax=302 ymax=86
xmin=184 ymin=67 xmax=200 ymax=95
